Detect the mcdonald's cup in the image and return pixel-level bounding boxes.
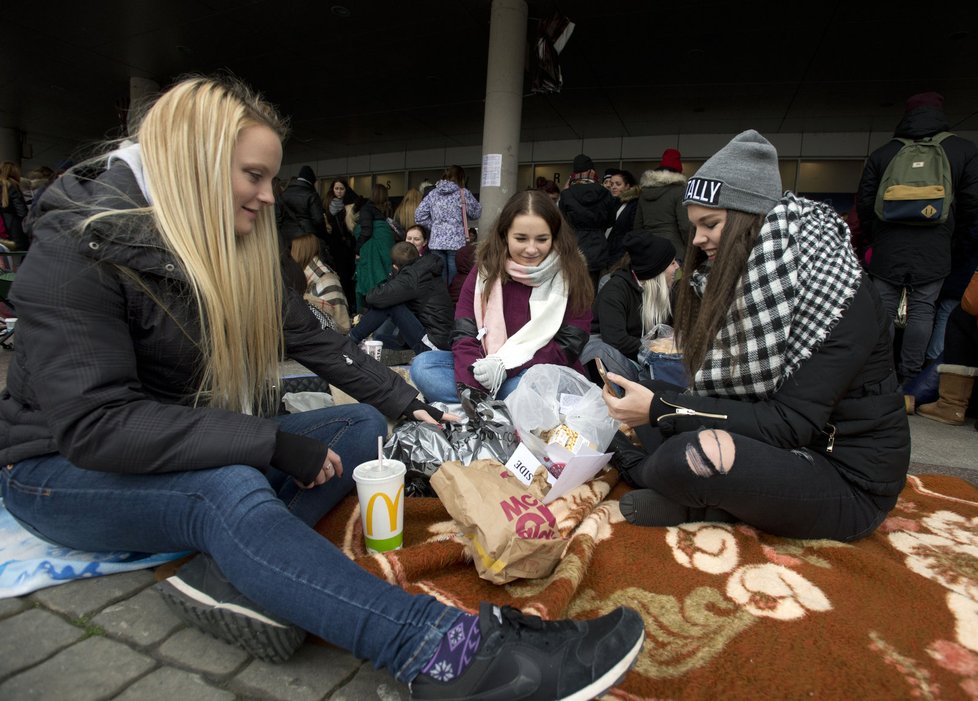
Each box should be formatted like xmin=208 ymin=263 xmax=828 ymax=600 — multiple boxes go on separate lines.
xmin=352 ymin=459 xmax=407 ymax=554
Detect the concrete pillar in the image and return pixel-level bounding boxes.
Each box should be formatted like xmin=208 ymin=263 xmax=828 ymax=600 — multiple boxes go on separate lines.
xmin=0 ymin=128 xmax=21 ymax=165
xmin=478 ymin=0 xmax=528 ymax=228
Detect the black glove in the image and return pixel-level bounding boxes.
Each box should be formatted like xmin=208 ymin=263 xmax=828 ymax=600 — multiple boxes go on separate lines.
xmin=405 ymin=398 xmax=446 ymax=422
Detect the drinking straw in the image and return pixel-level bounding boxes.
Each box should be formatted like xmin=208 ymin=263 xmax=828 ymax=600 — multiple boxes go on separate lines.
xmin=377 ymin=435 xmax=384 ymax=471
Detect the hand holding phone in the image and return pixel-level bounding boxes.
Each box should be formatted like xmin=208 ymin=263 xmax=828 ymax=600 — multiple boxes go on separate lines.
xmin=594 ymin=358 xmax=624 ymax=398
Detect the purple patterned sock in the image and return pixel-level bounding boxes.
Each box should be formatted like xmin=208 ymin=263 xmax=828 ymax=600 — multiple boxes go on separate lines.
xmin=420 ymin=611 xmax=482 ymax=682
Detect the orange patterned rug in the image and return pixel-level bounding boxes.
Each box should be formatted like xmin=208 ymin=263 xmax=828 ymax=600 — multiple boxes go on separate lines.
xmin=315 ymin=470 xmax=978 ymax=700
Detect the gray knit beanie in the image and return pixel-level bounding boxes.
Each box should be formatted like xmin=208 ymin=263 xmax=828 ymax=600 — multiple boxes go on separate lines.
xmin=682 ymin=130 xmax=782 ymax=215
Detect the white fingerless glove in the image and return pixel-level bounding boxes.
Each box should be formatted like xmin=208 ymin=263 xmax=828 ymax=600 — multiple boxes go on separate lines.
xmin=472 ymin=355 xmax=507 ymax=396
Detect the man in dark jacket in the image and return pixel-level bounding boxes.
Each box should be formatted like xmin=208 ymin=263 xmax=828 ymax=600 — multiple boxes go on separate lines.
xmin=558 ymin=154 xmax=617 ymax=287
xmin=276 ymin=165 xmax=327 ymax=245
xmin=348 ymin=242 xmax=454 ymax=353
xmin=856 ymin=92 xmax=978 ymax=382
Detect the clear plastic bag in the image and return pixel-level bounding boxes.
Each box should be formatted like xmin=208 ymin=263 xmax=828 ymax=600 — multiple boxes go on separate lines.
xmin=504 ymin=364 xmax=618 ymax=460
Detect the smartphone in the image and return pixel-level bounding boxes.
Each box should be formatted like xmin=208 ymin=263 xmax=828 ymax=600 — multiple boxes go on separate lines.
xmin=594 ymin=358 xmax=624 ymax=398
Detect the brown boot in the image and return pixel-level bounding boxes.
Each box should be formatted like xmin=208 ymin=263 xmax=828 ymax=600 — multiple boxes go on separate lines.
xmin=917 ymin=365 xmax=978 ymax=426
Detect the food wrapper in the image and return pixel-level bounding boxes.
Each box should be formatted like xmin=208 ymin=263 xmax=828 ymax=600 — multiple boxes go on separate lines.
xmin=383 ymin=387 xmax=518 ymax=497
xmin=430 ymin=459 xmax=568 ymax=584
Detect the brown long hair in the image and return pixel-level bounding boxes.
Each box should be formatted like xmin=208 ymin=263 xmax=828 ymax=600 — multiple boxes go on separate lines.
xmin=674 ymin=209 xmax=765 ymax=377
xmin=476 ymin=189 xmax=593 ymax=314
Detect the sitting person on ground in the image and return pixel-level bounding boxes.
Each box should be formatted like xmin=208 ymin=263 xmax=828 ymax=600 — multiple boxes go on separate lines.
xmin=353 ymin=183 xmax=396 ymax=311
xmin=404 ymin=223 xmax=430 ymax=256
xmin=0 ymin=76 xmax=644 ymax=699
xmin=581 ymin=231 xmax=679 ymax=383
xmin=290 ymin=230 xmax=351 ymax=334
xmin=917 ymin=265 xmax=978 ymax=426
xmin=603 ymin=130 xmax=910 ymax=541
xmin=634 ymin=148 xmax=690 ymax=261
xmin=411 ymin=189 xmax=594 ymax=403
xmin=349 ymin=241 xmax=453 ymax=353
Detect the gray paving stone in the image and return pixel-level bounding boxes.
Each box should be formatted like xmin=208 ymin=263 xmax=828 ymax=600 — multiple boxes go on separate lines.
xmin=229 ymin=644 xmax=361 ymax=701
xmin=157 ymin=626 xmax=251 ymax=678
xmin=0 ymin=608 xmax=86 ymax=679
xmin=114 ymin=666 xmax=235 ymax=701
xmin=0 ymin=636 xmax=155 ymax=701
xmin=92 ymin=587 xmax=183 ymax=648
xmin=31 ymin=569 xmax=156 ymax=619
xmin=330 ymin=663 xmax=409 ymax=700
xmin=0 ymin=596 xmax=28 ymax=619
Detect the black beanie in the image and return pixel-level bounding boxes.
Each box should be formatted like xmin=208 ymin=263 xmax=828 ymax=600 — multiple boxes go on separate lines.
xmin=298 ymin=165 xmax=316 ymax=183
xmin=623 ymin=231 xmax=675 ymax=280
xmin=572 ymin=154 xmax=593 ymax=173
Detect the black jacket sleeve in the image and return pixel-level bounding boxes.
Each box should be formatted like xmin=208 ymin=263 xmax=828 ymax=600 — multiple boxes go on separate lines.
xmin=651 ymin=282 xmax=879 ymax=449
xmin=364 ymin=267 xmax=419 ymax=308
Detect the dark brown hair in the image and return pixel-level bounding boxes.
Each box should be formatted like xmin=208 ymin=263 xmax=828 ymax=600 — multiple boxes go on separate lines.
xmin=476 ymin=190 xmax=593 ymax=314
xmin=674 ymin=209 xmax=765 ymax=377
xmin=442 ymin=165 xmax=466 ymax=187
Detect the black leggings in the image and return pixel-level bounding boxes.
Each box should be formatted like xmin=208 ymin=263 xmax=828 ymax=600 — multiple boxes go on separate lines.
xmin=632 ymin=429 xmax=891 ymax=541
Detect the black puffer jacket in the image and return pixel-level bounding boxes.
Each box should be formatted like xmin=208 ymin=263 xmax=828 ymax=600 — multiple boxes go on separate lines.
xmin=593 ymin=269 xmax=643 ymax=359
xmin=364 ymin=254 xmax=454 ymax=349
xmin=276 ymin=179 xmax=327 ymax=241
xmin=559 ymin=182 xmax=617 ymax=272
xmin=856 ymin=106 xmax=978 ymax=285
xmin=649 ymin=278 xmax=909 ymax=500
xmin=0 ymin=164 xmax=419 ymax=483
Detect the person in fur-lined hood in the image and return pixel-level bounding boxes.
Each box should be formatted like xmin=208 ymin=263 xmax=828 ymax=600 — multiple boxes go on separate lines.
xmin=634 ymin=149 xmax=689 ymax=261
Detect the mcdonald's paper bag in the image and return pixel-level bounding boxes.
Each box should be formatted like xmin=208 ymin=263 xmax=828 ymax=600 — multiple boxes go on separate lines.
xmin=430 ymin=459 xmax=568 ymax=585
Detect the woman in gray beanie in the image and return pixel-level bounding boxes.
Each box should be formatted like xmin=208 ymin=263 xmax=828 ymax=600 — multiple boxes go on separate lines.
xmin=603 ymin=129 xmax=911 ymax=541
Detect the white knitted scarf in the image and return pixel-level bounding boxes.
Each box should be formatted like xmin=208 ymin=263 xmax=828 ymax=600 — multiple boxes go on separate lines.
xmin=474 ymin=253 xmax=568 ymax=369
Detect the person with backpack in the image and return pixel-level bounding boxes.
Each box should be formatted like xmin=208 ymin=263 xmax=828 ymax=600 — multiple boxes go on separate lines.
xmin=856 ymin=92 xmax=978 ymax=385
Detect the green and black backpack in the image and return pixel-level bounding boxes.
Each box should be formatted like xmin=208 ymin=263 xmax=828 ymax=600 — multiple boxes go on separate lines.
xmin=874 ymin=132 xmax=954 ymax=225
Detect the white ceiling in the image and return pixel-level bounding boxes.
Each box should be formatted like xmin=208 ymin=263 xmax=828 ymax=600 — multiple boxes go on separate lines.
xmin=4 ymin=0 xmax=978 ymax=165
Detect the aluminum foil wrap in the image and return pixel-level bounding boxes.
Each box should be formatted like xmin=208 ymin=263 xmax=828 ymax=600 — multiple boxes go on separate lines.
xmin=384 ymin=387 xmax=519 ymax=497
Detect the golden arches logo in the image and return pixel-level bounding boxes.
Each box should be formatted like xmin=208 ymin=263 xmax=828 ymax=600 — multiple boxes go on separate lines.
xmin=365 ymin=486 xmax=404 ymax=536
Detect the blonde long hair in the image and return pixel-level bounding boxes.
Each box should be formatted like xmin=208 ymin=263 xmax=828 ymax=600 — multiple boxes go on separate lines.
xmin=93 ymin=76 xmax=289 ymax=414
xmin=0 ymin=161 xmax=21 ymax=208
xmin=393 ymin=188 xmax=422 ymax=232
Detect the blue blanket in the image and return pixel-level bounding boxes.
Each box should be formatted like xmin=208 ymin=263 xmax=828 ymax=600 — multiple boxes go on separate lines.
xmin=0 ymin=503 xmax=186 ymax=598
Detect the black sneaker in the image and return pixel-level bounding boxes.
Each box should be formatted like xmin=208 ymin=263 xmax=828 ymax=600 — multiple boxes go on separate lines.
xmin=155 ymin=555 xmax=306 ymax=663
xmin=410 ymin=603 xmax=644 ymax=700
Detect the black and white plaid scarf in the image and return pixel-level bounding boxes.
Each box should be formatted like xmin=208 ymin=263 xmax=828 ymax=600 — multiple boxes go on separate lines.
xmin=691 ymin=193 xmax=862 ymax=400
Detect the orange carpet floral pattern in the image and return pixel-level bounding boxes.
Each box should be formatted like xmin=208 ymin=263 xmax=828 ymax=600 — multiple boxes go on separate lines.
xmin=315 ymin=472 xmax=978 ymax=700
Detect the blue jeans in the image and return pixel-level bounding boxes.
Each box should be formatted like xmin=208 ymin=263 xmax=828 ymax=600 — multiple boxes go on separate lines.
xmin=410 ymin=350 xmax=525 ymax=403
xmin=350 ymin=305 xmax=427 ymax=352
xmin=0 ymin=404 xmax=458 ymax=683
xmin=925 ymin=297 xmax=960 ymax=361
xmin=433 ymin=250 xmax=457 ymax=286
xmin=579 ymin=337 xmax=645 ymax=383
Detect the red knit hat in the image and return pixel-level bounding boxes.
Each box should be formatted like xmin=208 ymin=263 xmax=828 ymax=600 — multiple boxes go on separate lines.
xmin=905 ymin=92 xmax=944 ymax=112
xmin=657 ymin=148 xmax=683 ymax=173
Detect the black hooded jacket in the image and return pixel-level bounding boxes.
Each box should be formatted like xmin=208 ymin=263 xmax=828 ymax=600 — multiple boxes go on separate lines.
xmin=856 ymin=106 xmax=978 ymax=285
xmin=559 ymin=182 xmax=617 ymax=272
xmin=364 ymin=254 xmax=454 ymax=349
xmin=0 ymin=163 xmax=420 ymax=484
